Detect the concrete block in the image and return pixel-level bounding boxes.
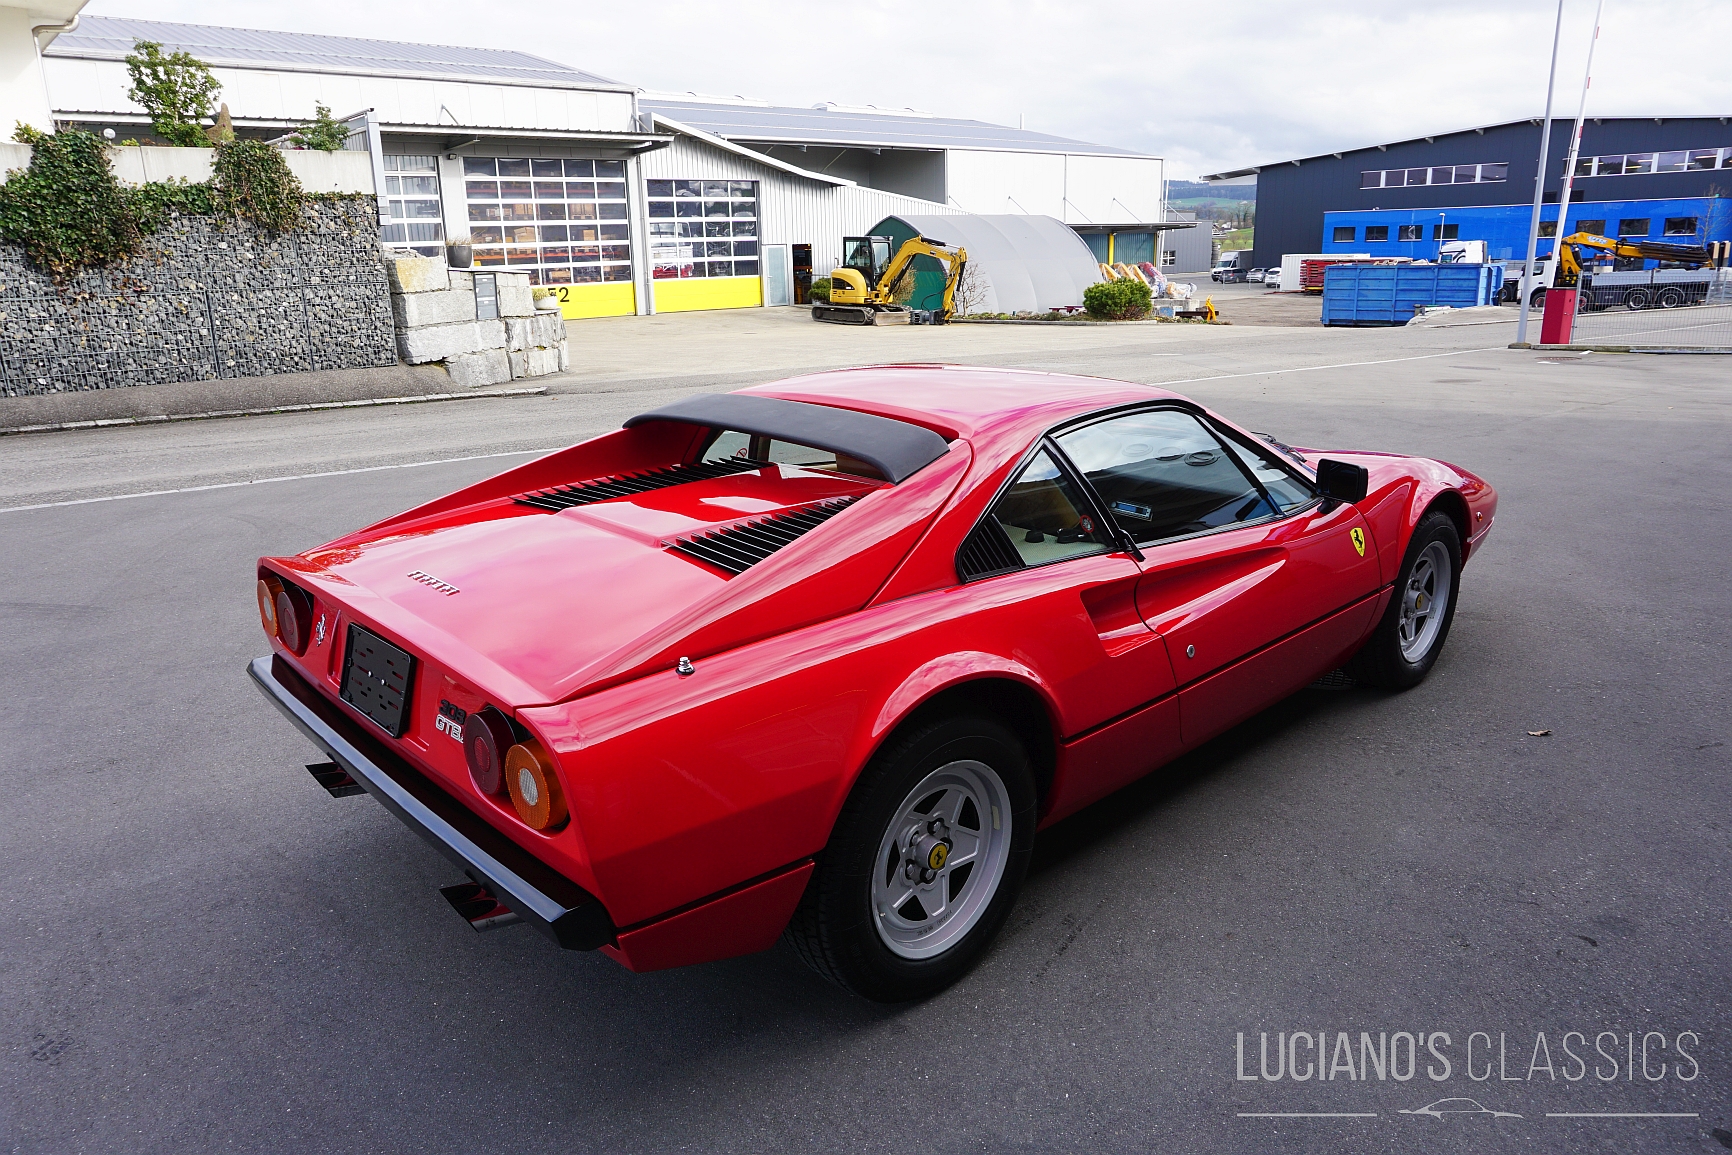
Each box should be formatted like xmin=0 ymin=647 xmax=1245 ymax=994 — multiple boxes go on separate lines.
xmin=397 ymin=322 xmax=479 ymax=364
xmin=558 ymin=341 xmax=570 ymax=372
xmin=524 ymin=345 xmax=561 ymax=377
xmin=498 ymin=281 xmax=534 ymax=318
xmin=476 ymin=318 xmax=506 ymax=349
xmin=443 ymin=349 xmax=511 ymax=388
xmin=531 ymin=312 xmax=565 ymax=346
xmin=384 ymin=256 xmax=449 ymax=295
xmin=448 ymin=271 xmax=474 ymax=291
xmin=392 ymin=289 xmax=476 ymax=328
xmin=504 ymin=317 xmax=531 ymax=352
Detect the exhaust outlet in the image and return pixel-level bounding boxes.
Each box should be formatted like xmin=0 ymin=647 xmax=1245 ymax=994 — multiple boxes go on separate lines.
xmin=440 ymin=879 xmax=522 ymax=932
xmin=306 ymin=761 xmax=365 ymax=798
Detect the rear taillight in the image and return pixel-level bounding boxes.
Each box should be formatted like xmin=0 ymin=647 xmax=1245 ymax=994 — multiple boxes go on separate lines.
xmin=257 ymin=574 xmax=283 ymax=638
xmin=266 ymin=577 xmax=314 ymax=654
xmin=462 ymin=708 xmax=515 ymax=796
xmin=505 ymin=741 xmax=567 ymax=832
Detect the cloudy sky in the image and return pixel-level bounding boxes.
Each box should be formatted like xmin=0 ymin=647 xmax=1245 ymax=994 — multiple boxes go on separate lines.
xmin=85 ymin=0 xmax=1732 ymax=180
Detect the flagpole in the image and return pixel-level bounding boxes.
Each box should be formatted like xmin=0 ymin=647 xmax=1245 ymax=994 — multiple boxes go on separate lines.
xmin=1516 ymin=0 xmax=1568 ymax=346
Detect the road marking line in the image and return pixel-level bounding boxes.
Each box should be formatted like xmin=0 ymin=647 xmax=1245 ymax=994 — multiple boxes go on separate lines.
xmin=0 ymin=448 xmax=562 ymax=514
xmin=0 ymin=343 xmax=1516 ymax=515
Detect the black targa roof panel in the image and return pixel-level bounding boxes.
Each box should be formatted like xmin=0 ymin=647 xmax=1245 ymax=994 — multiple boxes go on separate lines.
xmin=624 ymin=395 xmax=950 ymax=484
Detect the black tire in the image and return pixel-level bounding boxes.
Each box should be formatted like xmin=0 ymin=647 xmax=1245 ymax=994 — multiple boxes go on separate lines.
xmin=785 ymin=715 xmax=1036 ymax=1002
xmin=1345 ymin=511 xmax=1463 ymax=690
xmin=1657 ymin=287 xmax=1685 ymax=309
xmin=1623 ymin=287 xmax=1652 ymax=311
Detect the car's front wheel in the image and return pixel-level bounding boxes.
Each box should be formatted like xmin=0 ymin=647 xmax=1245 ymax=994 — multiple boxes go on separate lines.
xmin=1346 ymin=510 xmax=1462 ymax=689
xmin=785 ymin=716 xmax=1035 ymax=1002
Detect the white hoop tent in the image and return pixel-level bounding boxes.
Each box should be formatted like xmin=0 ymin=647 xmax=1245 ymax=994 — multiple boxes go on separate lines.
xmin=865 ymin=213 xmax=1103 ymax=314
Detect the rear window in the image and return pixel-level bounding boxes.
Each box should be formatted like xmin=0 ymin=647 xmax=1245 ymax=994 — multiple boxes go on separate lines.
xmin=702 ymin=430 xmax=884 ymax=481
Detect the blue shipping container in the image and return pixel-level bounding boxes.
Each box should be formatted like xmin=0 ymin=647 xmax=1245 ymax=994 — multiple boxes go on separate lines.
xmin=1321 ymin=263 xmax=1497 ymax=326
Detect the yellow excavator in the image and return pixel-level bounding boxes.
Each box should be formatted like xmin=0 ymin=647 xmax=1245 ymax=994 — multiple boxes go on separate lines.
xmin=814 ymin=235 xmax=968 ymax=326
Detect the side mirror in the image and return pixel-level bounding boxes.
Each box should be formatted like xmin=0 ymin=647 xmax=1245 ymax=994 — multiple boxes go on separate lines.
xmin=1315 ymin=458 xmax=1369 ymax=507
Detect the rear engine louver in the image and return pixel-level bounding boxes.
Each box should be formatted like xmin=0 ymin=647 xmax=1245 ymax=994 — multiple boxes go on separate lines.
xmin=514 ymin=459 xmax=764 ymax=511
xmin=667 ymin=497 xmax=860 ymax=575
xmin=956 ymin=519 xmax=1025 ymax=582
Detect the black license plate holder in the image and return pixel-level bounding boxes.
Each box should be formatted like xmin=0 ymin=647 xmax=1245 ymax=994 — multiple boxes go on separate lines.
xmin=339 ymin=625 xmax=417 ymax=737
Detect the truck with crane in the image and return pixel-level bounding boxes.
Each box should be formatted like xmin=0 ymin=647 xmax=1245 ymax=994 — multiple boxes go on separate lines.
xmin=1522 ymin=232 xmax=1724 ymax=311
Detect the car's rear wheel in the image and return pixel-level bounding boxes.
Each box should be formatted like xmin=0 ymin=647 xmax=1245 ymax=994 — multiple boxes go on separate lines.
xmin=785 ymin=716 xmax=1035 ymax=1002
xmin=1346 ymin=511 xmax=1462 ymax=689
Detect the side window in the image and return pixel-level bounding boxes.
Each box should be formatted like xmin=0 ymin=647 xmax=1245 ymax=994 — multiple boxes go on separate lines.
xmin=701 ymin=430 xmax=757 ymax=463
xmin=1056 ymin=410 xmax=1275 ymax=544
xmin=699 ymin=430 xmax=881 ymax=480
xmin=986 ymin=447 xmax=1110 ymax=566
xmin=1215 ymin=431 xmax=1316 ymax=513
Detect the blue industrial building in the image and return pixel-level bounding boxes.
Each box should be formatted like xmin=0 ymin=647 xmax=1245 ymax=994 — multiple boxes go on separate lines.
xmin=1321 ymin=196 xmax=1732 ymax=262
xmin=1203 ymin=115 xmax=1732 ymax=269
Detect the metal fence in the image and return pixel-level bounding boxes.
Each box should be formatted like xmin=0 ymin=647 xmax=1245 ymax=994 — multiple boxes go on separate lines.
xmin=1558 ymin=266 xmax=1732 ymax=348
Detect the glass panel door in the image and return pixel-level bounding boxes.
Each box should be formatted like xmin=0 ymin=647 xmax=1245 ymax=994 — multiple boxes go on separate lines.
xmin=762 ymin=245 xmax=790 ymax=306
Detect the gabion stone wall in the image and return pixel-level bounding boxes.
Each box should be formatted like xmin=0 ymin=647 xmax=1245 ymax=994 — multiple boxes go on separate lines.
xmin=0 ymin=198 xmax=396 ymax=397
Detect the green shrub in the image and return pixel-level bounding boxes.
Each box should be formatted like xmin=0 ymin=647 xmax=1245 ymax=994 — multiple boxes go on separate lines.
xmin=291 ymin=103 xmax=350 ymax=152
xmin=124 ymin=40 xmax=220 ymax=148
xmin=809 ymin=276 xmax=831 ymax=303
xmin=1083 ymin=277 xmax=1152 ymax=320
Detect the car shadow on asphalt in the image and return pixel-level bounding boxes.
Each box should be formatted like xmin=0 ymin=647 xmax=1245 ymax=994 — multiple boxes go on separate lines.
xmin=1027 ymin=682 xmax=1390 ymax=880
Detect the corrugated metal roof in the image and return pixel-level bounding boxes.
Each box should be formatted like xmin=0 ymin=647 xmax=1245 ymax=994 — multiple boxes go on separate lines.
xmin=1202 ymin=113 xmax=1732 ymax=180
xmin=46 ymin=16 xmax=626 ymax=90
xmin=642 ymin=98 xmax=1151 ymax=158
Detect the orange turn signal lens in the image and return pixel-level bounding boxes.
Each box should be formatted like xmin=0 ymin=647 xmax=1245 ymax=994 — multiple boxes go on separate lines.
xmin=257 ymin=575 xmax=284 ymax=638
xmin=505 ymin=741 xmax=567 ymax=832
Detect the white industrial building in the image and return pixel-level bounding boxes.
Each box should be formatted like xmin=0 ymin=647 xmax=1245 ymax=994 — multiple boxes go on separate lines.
xmin=18 ymin=13 xmax=1177 ymax=319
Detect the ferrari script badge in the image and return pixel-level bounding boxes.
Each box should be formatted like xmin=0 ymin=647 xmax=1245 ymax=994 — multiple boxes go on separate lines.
xmin=1349 ymin=527 xmax=1366 ymax=557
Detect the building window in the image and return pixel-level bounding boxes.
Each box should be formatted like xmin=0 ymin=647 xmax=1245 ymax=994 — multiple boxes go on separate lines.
xmin=1432 ymin=223 xmax=1459 ymax=240
xmin=1333 ymin=226 xmax=1356 ymax=242
xmin=380 ymin=155 xmax=443 ymax=255
xmin=1365 ymin=162 xmax=1508 ymax=189
xmin=646 ymin=179 xmax=760 ymax=279
xmin=1578 ymin=145 xmax=1731 ymax=177
xmin=1538 ymin=221 xmax=1557 ymax=238
xmin=1664 ymin=216 xmax=1699 ymax=236
xmin=1618 ymin=218 xmax=1650 ymax=237
xmin=464 ymin=158 xmax=632 ymax=286
xmin=1575 ymin=219 xmax=1606 ymax=237
xmin=1365 ymin=225 xmax=1389 ymax=242
xmin=1398 ymin=225 xmax=1423 ymax=241
xmin=1161 ymin=249 xmax=1177 ymax=267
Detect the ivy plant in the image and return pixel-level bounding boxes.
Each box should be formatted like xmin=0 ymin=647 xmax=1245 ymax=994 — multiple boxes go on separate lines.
xmin=124 ymin=40 xmax=221 ymax=147
xmin=0 ymin=125 xmax=143 ymax=279
xmin=211 ymin=139 xmax=304 ymax=232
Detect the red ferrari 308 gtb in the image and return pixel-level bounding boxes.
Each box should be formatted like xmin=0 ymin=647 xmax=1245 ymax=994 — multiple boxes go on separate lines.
xmin=251 ymin=366 xmax=1496 ymax=1001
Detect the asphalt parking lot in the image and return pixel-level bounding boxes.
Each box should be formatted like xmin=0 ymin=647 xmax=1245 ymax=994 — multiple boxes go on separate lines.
xmin=3 ymin=314 xmax=1728 ymax=1154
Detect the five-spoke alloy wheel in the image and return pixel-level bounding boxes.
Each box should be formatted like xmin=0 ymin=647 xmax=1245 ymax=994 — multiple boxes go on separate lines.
xmin=786 ymin=715 xmax=1035 ymax=1002
xmin=1347 ymin=510 xmax=1463 ymax=689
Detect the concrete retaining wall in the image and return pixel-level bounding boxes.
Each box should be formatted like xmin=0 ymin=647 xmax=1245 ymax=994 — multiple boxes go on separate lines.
xmin=387 ymin=257 xmax=568 ymax=387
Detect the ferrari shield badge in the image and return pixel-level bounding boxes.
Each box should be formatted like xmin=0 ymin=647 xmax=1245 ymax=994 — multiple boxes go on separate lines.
xmin=1350 ymin=527 xmax=1366 ymax=556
